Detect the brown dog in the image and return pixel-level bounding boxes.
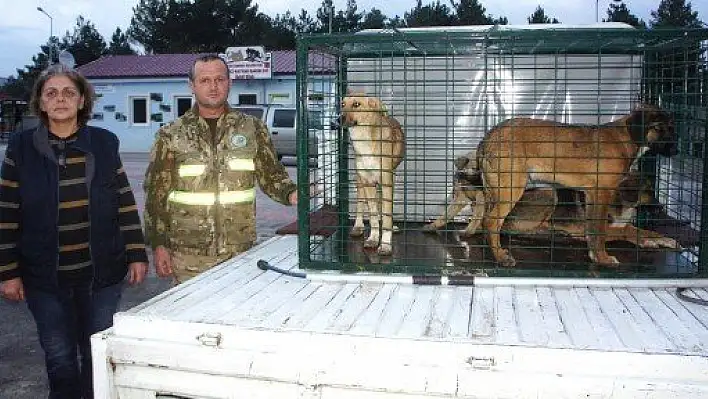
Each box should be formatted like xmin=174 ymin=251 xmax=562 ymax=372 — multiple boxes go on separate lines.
xmin=423 ymin=150 xmax=679 ymax=251
xmin=477 ymin=105 xmax=676 ymax=267
xmin=341 ymin=95 xmax=405 ymax=255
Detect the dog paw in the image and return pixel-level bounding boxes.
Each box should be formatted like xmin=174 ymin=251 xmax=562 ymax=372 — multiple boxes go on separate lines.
xmin=498 ymin=252 xmax=517 ymax=268
xmin=377 ymin=243 xmax=393 ymax=256
xmin=364 ymin=238 xmax=379 ymax=249
xmin=422 ymin=223 xmax=438 ymax=234
xmin=656 ymin=237 xmax=681 ymax=250
xmin=393 ymin=225 xmax=401 ymax=234
xmin=350 ymin=226 xmax=365 ymax=237
xmin=589 ymin=249 xmax=620 ymax=267
xmin=597 ymin=255 xmax=620 ymax=267
xmin=639 ymin=236 xmax=682 ymax=250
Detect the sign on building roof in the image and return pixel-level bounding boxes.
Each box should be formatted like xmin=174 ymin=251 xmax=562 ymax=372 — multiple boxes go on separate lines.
xmin=220 ymin=46 xmax=272 ymax=80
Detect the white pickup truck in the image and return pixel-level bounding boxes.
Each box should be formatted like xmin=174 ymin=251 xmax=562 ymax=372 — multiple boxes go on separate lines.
xmin=92 ymin=234 xmax=708 ymax=398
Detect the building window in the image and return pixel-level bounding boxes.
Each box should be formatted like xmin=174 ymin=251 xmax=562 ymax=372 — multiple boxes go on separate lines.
xmin=272 ymin=109 xmax=296 ymax=128
xmin=130 ymin=96 xmax=148 ymax=125
xmin=238 ymin=94 xmax=257 ymax=105
xmin=175 ymin=96 xmax=193 ymax=117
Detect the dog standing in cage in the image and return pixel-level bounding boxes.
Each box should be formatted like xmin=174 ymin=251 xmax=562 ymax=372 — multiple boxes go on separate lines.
xmin=476 ymin=104 xmax=677 ymax=268
xmin=423 ymin=149 xmax=680 ymax=250
xmin=341 ymin=95 xmax=405 ymax=255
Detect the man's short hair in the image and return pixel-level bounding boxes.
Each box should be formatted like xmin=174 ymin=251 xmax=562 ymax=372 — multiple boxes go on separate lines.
xmin=188 ymin=54 xmax=230 ymax=82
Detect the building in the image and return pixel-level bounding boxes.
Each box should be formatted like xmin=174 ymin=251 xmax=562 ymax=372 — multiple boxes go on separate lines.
xmin=77 ymin=49 xmax=334 ymax=152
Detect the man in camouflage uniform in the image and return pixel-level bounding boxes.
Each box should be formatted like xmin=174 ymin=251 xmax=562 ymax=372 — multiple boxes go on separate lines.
xmin=144 ymin=54 xmax=298 ymax=283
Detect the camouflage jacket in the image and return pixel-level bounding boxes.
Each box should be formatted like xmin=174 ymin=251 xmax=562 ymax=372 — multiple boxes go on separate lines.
xmin=143 ymin=106 xmax=296 ymax=256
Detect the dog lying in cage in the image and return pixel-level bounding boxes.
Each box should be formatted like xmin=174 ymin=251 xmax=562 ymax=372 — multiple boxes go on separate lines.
xmin=423 ymin=149 xmax=680 ymax=251
xmin=340 ymin=95 xmax=405 ymax=255
xmin=476 ymin=104 xmax=677 ymax=268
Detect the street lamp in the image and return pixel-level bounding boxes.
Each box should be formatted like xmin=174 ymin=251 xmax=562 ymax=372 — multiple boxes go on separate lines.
xmin=37 ymin=6 xmax=53 ymax=65
xmin=596 ymin=0 xmax=623 ymax=23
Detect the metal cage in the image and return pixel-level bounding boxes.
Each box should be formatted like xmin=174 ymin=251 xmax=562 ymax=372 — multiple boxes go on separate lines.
xmin=295 ymin=25 xmax=708 ymax=278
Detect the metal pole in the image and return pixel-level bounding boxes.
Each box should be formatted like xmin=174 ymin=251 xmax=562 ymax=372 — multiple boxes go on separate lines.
xmin=328 ymin=5 xmax=333 ymax=34
xmin=258 ymin=259 xmax=708 ymax=288
xmin=37 ymin=7 xmax=53 ymax=65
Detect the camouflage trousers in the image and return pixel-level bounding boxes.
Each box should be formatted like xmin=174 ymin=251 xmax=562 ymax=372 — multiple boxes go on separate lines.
xmin=171 ymin=243 xmax=254 ymax=284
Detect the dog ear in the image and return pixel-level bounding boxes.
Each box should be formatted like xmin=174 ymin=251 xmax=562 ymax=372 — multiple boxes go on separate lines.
xmin=367 ymin=97 xmax=380 ymax=110
xmin=628 ymin=106 xmax=676 ymax=155
xmin=626 ymin=108 xmax=649 ymax=146
xmin=454 ymin=156 xmax=470 ymax=170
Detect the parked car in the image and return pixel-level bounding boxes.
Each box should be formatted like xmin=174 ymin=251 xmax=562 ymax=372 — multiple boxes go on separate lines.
xmin=231 ymin=104 xmax=269 ymax=121
xmin=232 ymin=104 xmax=321 ymax=160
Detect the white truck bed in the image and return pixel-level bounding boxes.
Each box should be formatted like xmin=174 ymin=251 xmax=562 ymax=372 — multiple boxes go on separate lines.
xmin=93 ymin=235 xmax=708 ymax=398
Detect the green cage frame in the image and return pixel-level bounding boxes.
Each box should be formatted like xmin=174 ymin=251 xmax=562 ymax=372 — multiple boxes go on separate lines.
xmin=295 ymin=26 xmax=708 ymax=278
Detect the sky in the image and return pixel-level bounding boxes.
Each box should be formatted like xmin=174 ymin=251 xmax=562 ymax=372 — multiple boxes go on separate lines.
xmin=1 ymin=0 xmax=706 ymax=77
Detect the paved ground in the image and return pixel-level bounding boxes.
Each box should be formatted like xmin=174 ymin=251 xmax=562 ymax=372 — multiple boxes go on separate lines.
xmin=0 ymin=150 xmax=298 ymax=398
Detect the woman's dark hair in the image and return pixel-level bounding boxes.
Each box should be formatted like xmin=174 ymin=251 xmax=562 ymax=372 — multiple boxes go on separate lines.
xmin=29 ymin=64 xmax=95 ymax=127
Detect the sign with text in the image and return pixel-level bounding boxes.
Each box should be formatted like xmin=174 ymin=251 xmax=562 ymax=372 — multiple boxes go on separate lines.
xmin=220 ymin=46 xmax=272 ymax=80
xmin=93 ymin=84 xmax=116 ymax=94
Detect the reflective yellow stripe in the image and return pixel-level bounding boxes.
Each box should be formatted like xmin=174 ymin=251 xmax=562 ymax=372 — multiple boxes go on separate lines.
xmin=0 ymin=179 xmax=18 ymax=188
xmin=219 ymin=190 xmax=256 ymax=203
xmin=0 ymin=262 xmax=18 ymax=273
xmin=227 ymin=158 xmax=255 ymax=171
xmin=179 ymin=160 xmax=253 ymax=175
xmin=178 ymin=164 xmax=206 ymax=177
xmin=168 ymin=189 xmax=256 ymax=205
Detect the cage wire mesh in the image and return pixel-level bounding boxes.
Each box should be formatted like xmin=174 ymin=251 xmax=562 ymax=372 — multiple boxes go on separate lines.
xmin=295 ymin=25 xmax=708 ymax=278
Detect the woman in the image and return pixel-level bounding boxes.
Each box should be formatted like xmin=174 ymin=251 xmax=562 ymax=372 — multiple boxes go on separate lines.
xmin=0 ymin=64 xmax=149 ymax=399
